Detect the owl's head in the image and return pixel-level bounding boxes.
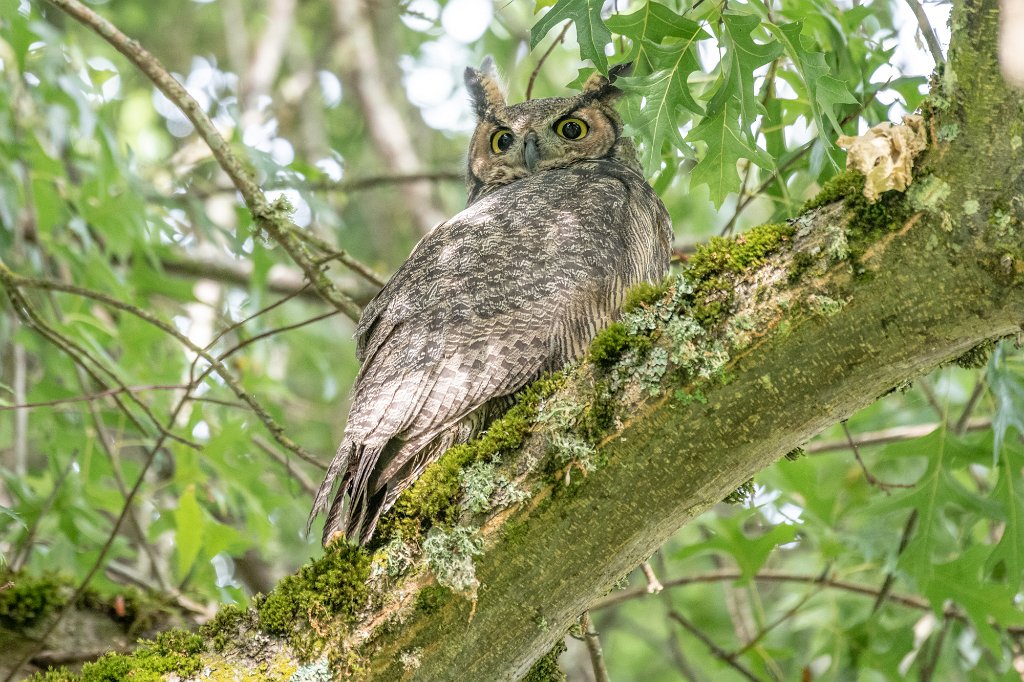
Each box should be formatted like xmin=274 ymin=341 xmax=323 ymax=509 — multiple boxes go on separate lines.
xmin=464 ymin=59 xmax=638 ymax=204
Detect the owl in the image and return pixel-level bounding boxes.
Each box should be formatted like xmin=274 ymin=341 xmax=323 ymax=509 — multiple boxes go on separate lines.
xmin=309 ymin=59 xmax=673 ymax=545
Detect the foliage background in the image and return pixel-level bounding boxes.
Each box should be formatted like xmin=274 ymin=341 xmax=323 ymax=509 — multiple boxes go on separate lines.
xmin=1 ymin=0 xmax=1022 ymax=679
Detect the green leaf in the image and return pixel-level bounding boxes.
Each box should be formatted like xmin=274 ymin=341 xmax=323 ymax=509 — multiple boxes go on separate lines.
xmin=925 ymin=546 xmax=1024 ymax=652
xmin=675 ymin=513 xmax=798 ymax=581
xmin=707 ymin=14 xmax=783 ymax=125
xmin=870 ymin=430 xmax=1002 ymax=591
xmin=687 ymin=96 xmax=775 ymax=207
xmin=605 ymin=2 xmax=703 ymax=72
xmin=174 ymin=484 xmax=206 ymax=579
xmin=766 ymin=21 xmax=857 ymax=142
xmin=986 ymin=434 xmax=1024 ymax=587
xmin=617 ymin=38 xmax=707 ymax=175
xmin=531 ymin=0 xmax=611 ymax=73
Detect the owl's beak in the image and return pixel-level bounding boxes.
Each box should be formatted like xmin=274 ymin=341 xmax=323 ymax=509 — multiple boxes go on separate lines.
xmin=523 ymin=132 xmax=540 ymax=171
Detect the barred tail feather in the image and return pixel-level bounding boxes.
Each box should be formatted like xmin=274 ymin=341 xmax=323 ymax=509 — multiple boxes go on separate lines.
xmin=308 ymin=438 xmax=391 ymax=545
xmin=307 ymin=439 xmax=356 ymax=543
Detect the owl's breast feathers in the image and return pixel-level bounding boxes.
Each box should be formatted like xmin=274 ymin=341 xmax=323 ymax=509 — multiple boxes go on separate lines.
xmin=309 ymin=160 xmax=672 ymax=544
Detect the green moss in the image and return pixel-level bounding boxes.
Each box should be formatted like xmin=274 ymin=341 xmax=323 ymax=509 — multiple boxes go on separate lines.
xmin=688 ymin=223 xmax=795 ymax=280
xmin=200 ymin=603 xmax=247 ymax=652
xmin=521 ymin=640 xmax=567 ymax=682
xmin=787 ymin=251 xmax=817 ymax=283
xmin=71 ymin=630 xmax=205 ymax=681
xmin=683 ymin=223 xmax=794 ymax=327
xmin=256 ymin=541 xmax=370 ymax=657
xmin=621 ymin=277 xmax=672 ymax=313
xmin=374 ymin=373 xmax=566 ymax=544
xmin=414 ymin=584 xmax=450 ymax=615
xmin=723 ymin=479 xmax=755 ymax=504
xmin=785 ymin=447 xmax=806 ymax=461
xmin=691 ymin=299 xmax=726 ymax=327
xmin=801 ymin=170 xmax=914 ymax=266
xmin=27 ymin=669 xmax=77 ymax=682
xmin=954 ymin=340 xmax=995 ymax=369
xmin=801 ymin=169 xmax=864 ymax=213
xmin=0 ymin=573 xmax=68 ymax=628
xmin=590 ymin=322 xmax=637 ymax=368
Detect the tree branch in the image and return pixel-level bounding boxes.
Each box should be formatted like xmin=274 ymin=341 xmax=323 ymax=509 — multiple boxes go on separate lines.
xmin=44 ymin=0 xmax=364 ymax=321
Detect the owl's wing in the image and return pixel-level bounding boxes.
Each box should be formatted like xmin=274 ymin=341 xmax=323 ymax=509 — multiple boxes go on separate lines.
xmin=310 ymin=162 xmax=671 ymax=543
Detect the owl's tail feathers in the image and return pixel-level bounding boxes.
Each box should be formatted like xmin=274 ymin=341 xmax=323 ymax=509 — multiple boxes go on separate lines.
xmin=307 ymin=439 xmax=357 ymax=545
xmin=307 ymin=439 xmax=389 ymax=546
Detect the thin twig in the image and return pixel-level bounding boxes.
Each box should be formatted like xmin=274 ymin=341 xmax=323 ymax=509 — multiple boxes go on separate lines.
xmin=807 ymin=418 xmax=991 ymax=453
xmin=10 ymin=453 xmax=77 ymax=573
xmin=668 ymin=609 xmax=766 ymax=682
xmin=732 ymin=572 xmax=821 ymax=656
xmin=653 ymin=552 xmax=702 ymax=681
xmin=903 ymin=0 xmax=945 ymax=66
xmin=918 ymin=614 xmax=951 ymax=681
xmin=954 ymin=378 xmax=987 ymax=435
xmin=641 ymin=560 xmax=664 ymax=593
xmin=842 ymin=421 xmax=915 ymax=492
xmin=45 ymin=0 xmax=362 ymax=320
xmin=104 ymin=560 xmax=213 ymax=619
xmin=253 ymin=435 xmax=323 ymax=491
xmin=0 ymin=261 xmax=324 ymax=470
xmin=205 ymin=283 xmax=313 ymax=353
xmin=580 ymin=611 xmax=611 ymax=682
xmin=0 ymin=383 xmax=189 ymax=411
xmin=267 ymin=170 xmax=463 ymax=193
xmin=527 ymin=22 xmax=572 ymax=100
xmin=591 ymin=568 xmax=934 ymax=612
xmin=916 ymin=378 xmax=948 ymax=422
xmin=215 ymin=310 xmax=341 ymax=367
xmin=0 ymin=270 xmax=199 ymax=451
xmin=872 ymin=509 xmax=918 ymax=614
xmin=158 ymin=250 xmax=378 ymax=305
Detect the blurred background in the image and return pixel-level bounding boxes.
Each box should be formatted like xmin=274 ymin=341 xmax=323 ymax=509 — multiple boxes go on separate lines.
xmin=2 ymin=0 xmax=1023 ymax=679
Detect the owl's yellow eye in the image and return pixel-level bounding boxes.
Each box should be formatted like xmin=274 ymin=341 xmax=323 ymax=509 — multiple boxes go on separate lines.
xmin=490 ymin=129 xmax=514 ymax=154
xmin=555 ymin=117 xmax=589 ymax=140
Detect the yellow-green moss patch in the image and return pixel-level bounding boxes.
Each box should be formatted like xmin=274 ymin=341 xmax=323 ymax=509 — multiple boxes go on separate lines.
xmin=0 ymin=573 xmax=68 ymax=628
xmin=256 ymin=542 xmax=370 ymax=659
xmin=374 ymin=373 xmax=566 ymax=545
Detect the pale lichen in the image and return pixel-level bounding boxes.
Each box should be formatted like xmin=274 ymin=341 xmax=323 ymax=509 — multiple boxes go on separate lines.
xmin=423 ymin=526 xmax=483 ymax=595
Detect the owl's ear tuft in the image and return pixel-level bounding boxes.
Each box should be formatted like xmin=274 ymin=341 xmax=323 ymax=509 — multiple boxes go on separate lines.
xmin=465 ymin=57 xmax=507 ymax=119
xmin=582 ymin=62 xmax=632 ymax=103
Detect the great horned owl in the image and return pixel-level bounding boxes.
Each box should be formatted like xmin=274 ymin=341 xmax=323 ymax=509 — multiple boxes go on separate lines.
xmin=309 ymin=60 xmax=673 ymax=545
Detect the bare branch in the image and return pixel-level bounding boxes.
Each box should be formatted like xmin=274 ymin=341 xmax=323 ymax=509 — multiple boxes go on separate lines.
xmin=667 ymin=609 xmax=767 ymax=682
xmin=0 ymin=261 xmax=325 ymax=472
xmin=580 ymin=612 xmax=611 ymax=682
xmin=158 ymin=250 xmax=380 ymax=306
xmin=526 ymin=22 xmax=572 ymax=100
xmin=904 ymin=0 xmax=946 ymax=66
xmin=330 ymin=0 xmax=447 ymax=234
xmin=44 ymin=0 xmax=363 ymax=320
xmin=842 ymin=421 xmax=914 ymax=492
xmin=806 ymin=417 xmax=991 ymax=454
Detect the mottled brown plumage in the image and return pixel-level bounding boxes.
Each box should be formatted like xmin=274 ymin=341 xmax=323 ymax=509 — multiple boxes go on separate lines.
xmin=309 ymin=60 xmax=673 ymax=545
